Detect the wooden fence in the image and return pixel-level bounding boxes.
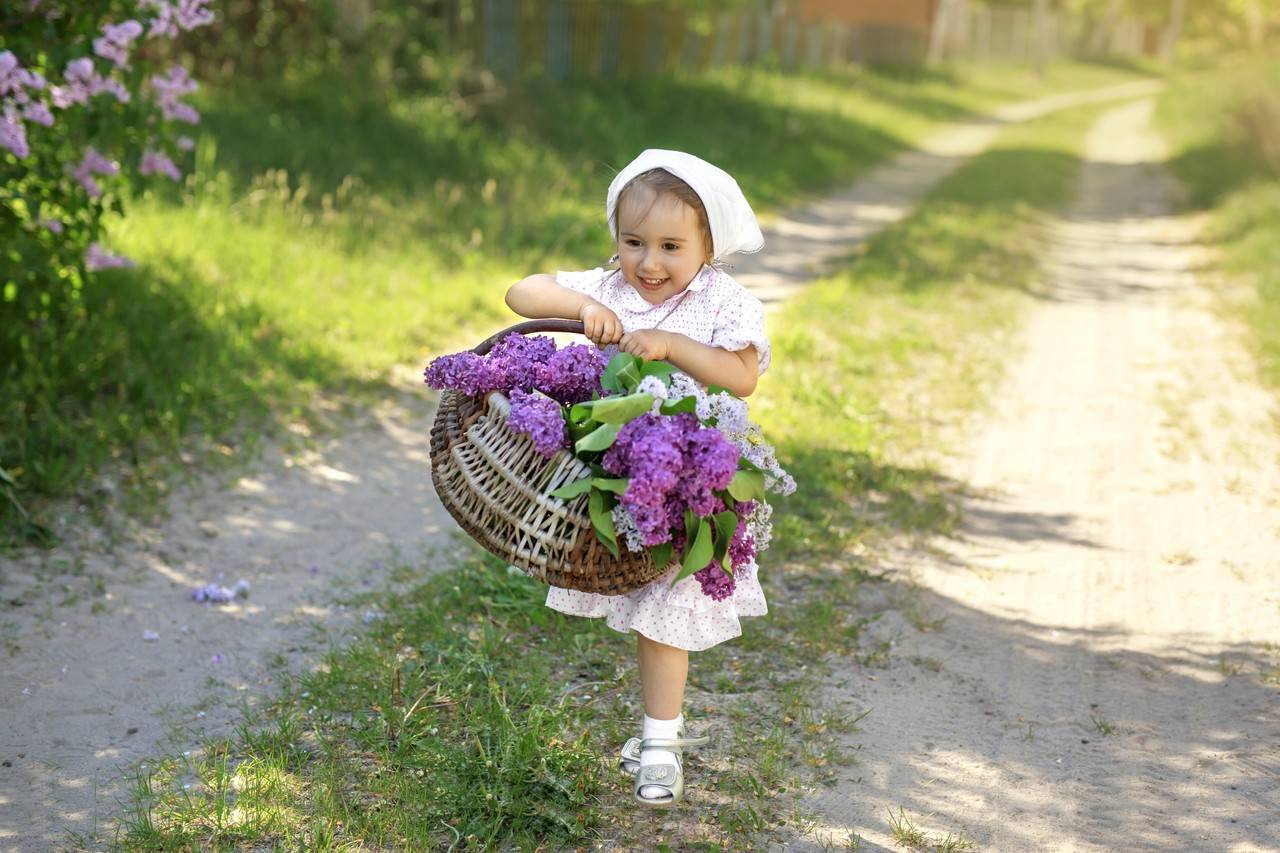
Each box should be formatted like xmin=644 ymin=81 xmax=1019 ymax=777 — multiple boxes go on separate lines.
xmin=334 ymin=0 xmax=1154 ymax=80
xmin=460 ymin=0 xmax=930 ymax=78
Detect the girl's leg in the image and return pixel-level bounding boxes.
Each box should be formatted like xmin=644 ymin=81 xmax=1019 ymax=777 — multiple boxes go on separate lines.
xmin=634 ymin=632 xmax=691 ymax=800
xmin=636 ymin=631 xmax=688 ymax=717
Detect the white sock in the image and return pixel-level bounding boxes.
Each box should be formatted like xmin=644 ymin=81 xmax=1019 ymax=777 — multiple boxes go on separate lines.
xmin=639 ymin=712 xmax=683 ymax=799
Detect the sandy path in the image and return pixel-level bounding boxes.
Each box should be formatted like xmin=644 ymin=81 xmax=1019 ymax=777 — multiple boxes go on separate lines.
xmin=801 ymin=99 xmax=1280 ymax=852
xmin=0 ymin=80 xmax=1169 ymax=850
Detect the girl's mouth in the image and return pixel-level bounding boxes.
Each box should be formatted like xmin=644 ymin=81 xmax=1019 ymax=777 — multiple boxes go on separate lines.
xmin=638 ymin=276 xmax=668 ymax=290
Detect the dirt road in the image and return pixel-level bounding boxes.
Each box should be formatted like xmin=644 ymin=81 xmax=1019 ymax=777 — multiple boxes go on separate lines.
xmin=801 ymin=99 xmax=1280 ymax=852
xmin=0 ymin=81 xmax=1228 ymax=850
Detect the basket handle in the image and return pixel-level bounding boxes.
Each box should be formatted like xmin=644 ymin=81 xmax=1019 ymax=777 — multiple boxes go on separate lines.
xmin=472 ymin=319 xmax=586 ymax=355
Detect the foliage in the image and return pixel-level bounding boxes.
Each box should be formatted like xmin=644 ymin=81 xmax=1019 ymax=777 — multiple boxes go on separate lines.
xmin=1 ymin=1 xmax=214 ymax=529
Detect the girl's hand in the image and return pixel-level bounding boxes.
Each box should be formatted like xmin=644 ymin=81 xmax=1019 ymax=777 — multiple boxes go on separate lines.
xmin=619 ymin=329 xmax=673 ymax=362
xmin=580 ymin=302 xmax=623 ymax=346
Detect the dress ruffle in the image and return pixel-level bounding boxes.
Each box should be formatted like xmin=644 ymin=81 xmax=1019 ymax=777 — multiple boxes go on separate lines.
xmin=545 ymin=561 xmax=767 ymax=652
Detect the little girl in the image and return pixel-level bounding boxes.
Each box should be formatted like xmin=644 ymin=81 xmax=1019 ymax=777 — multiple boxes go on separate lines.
xmin=504 ymin=149 xmax=770 ymax=807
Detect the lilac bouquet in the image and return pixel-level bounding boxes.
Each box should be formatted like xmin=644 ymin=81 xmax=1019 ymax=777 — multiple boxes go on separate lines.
xmin=425 ymin=334 xmax=794 ymax=600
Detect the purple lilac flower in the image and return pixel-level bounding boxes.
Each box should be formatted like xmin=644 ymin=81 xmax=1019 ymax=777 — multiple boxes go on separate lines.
xmin=506 ymin=389 xmax=567 ymax=458
xmin=72 ymin=147 xmax=119 ymax=198
xmin=603 ymin=413 xmax=740 ymax=547
xmin=151 ymin=65 xmax=199 ymax=123
xmin=176 ymin=135 xmax=195 ymax=150
xmin=0 ymin=107 xmax=28 ymax=159
xmin=175 ymin=0 xmax=215 ymax=29
xmin=534 ymin=343 xmax=606 ymax=405
xmin=93 ymin=20 xmax=143 ymax=67
xmin=22 ymin=101 xmax=52 ymax=127
xmin=424 ymin=333 xmax=562 ymax=398
xmin=424 ymin=351 xmax=503 ymax=397
xmin=191 ymin=579 xmax=249 ymax=603
xmin=38 ymin=217 xmax=63 ymax=234
xmin=140 ymin=149 xmax=181 ymax=181
xmin=728 ymin=515 xmax=756 ymax=570
xmin=50 ymin=58 xmax=97 ymax=108
xmin=487 ymin=332 xmax=556 ymax=392
xmin=694 ymin=563 xmax=735 ymax=601
xmin=85 ymin=243 xmax=134 ymax=271
xmin=146 ymin=1 xmax=179 ymax=38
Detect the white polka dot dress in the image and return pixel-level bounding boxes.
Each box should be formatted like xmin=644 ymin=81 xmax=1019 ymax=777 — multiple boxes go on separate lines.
xmin=543 ymin=265 xmax=771 ymax=652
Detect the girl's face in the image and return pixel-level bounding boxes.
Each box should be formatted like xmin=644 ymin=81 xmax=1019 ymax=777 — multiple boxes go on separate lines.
xmin=616 ymin=186 xmax=709 ymax=305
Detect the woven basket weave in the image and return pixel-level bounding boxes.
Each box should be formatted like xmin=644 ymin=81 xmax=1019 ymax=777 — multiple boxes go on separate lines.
xmin=428 ymin=320 xmax=670 ymax=595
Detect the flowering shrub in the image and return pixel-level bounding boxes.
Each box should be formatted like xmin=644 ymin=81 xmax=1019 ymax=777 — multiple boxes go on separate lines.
xmin=425 ymin=333 xmax=795 ymax=601
xmin=1 ymin=1 xmax=213 ymax=354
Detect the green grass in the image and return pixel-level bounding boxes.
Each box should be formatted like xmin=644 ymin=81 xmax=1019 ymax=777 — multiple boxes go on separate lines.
xmin=104 ymin=90 xmax=1109 ymax=852
xmin=1156 ymin=56 xmax=1280 ymax=394
xmin=0 ymin=59 xmax=1149 ymax=543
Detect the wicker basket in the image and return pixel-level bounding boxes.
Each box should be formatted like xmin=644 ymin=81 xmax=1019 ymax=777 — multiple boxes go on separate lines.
xmin=428 ymin=319 xmax=671 ymax=595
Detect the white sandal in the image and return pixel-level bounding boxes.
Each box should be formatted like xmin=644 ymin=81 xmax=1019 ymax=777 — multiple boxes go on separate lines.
xmin=631 ymin=733 xmax=710 ymax=807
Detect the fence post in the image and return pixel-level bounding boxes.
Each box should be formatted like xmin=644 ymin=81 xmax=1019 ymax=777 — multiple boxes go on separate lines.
xmin=597 ymin=1 xmax=620 ymax=76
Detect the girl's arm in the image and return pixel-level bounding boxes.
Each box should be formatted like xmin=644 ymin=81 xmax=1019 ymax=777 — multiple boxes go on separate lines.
xmin=505 ymin=274 xmax=623 ymax=345
xmin=622 ymin=330 xmax=758 ymax=397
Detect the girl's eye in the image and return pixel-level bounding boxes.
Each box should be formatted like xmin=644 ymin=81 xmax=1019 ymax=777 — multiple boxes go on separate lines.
xmin=625 ymin=239 xmax=642 ymax=247
xmin=663 ymin=243 xmax=680 ymax=252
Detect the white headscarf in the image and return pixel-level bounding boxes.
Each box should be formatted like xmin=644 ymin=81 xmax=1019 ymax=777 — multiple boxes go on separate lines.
xmin=606 ymin=148 xmax=764 ymax=262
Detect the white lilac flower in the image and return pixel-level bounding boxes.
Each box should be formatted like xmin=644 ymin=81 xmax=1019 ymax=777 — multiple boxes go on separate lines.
xmin=611 ymin=504 xmax=646 ymax=553
xmin=636 ymin=375 xmax=668 ymax=401
xmin=637 ymin=375 xmax=668 ymax=414
xmin=743 ymin=500 xmax=774 ymax=554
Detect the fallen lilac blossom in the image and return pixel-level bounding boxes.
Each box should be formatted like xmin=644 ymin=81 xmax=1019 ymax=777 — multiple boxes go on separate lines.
xmin=143 ymin=630 xmax=159 ymax=641
xmin=191 ymin=579 xmax=250 ymax=603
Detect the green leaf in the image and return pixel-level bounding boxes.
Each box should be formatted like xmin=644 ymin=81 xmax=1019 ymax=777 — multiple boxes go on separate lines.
xmin=639 ymin=360 xmax=680 ymax=385
xmin=589 ymin=392 xmax=653 ymax=423
xmin=589 ymin=489 xmax=619 ymax=558
xmin=649 ymin=542 xmax=674 ymax=571
xmin=727 ymin=469 xmax=766 ymax=503
xmin=574 ymin=422 xmax=622 ymax=454
xmin=658 ymin=396 xmax=697 ymax=416
xmin=672 ymin=518 xmax=713 ymax=584
xmin=591 ymin=477 xmax=629 ymax=494
xmin=569 ymin=400 xmax=596 ymax=424
xmin=601 ymin=353 xmax=641 ymax=394
xmin=549 ymin=476 xmax=592 ymax=500
xmin=712 ymin=510 xmax=738 ymax=562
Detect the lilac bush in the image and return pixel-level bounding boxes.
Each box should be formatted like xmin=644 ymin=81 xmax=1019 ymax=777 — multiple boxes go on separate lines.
xmin=1 ymin=1 xmax=213 ymax=337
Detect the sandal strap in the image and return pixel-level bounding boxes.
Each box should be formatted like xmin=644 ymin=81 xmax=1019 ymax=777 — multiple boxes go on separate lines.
xmin=639 ymin=734 xmax=710 ymax=750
